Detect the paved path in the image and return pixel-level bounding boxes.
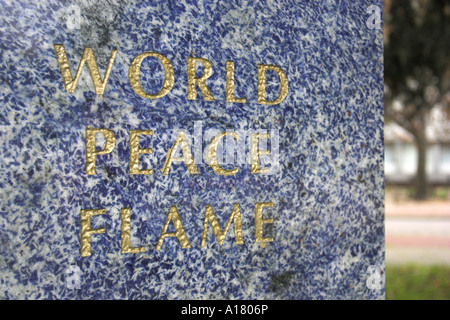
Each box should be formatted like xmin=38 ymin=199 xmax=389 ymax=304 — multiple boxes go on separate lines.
xmin=385 ymin=201 xmax=450 ymax=265
xmin=386 ymin=201 xmax=450 ymax=218
xmin=385 ymin=247 xmax=450 ymax=265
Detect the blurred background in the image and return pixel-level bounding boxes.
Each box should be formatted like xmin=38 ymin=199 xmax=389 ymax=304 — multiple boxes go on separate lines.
xmin=384 ymin=0 xmax=450 ymax=299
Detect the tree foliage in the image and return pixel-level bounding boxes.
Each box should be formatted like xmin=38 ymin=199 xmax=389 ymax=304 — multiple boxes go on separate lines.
xmin=384 ymin=0 xmax=450 ymax=199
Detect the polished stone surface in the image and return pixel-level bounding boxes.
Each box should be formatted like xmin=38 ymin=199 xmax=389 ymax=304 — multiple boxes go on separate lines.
xmin=0 ymin=0 xmax=384 ymax=299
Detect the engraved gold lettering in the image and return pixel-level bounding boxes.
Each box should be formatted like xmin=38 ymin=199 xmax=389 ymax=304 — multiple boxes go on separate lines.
xmin=120 ymin=208 xmax=145 ymax=254
xmin=205 ymin=132 xmax=239 ymax=176
xmin=54 ymin=44 xmax=117 ymax=95
xmin=85 ymin=128 xmax=116 ymax=175
xmin=129 ymin=130 xmax=154 ymax=175
xmin=226 ymin=61 xmax=247 ymax=103
xmin=128 ymin=52 xmax=174 ymax=99
xmin=156 ymin=205 xmax=191 ymax=250
xmin=257 ymin=64 xmax=288 ymax=105
xmin=187 ymin=57 xmax=215 ymax=101
xmin=80 ymin=209 xmax=106 ymax=257
xmin=254 ymin=202 xmax=274 ymax=248
xmin=250 ymin=133 xmax=270 ymax=174
xmin=201 ymin=204 xmax=243 ymax=247
xmin=161 ymin=131 xmax=198 ymax=175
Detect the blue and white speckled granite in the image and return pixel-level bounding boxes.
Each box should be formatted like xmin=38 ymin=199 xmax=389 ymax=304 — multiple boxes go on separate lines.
xmin=0 ymin=0 xmax=384 ymax=299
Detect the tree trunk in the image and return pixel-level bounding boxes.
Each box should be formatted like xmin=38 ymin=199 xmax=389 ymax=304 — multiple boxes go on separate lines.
xmin=413 ymin=117 xmax=428 ymax=200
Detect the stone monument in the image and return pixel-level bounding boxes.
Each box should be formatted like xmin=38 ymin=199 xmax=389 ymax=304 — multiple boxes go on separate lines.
xmin=0 ymin=0 xmax=384 ymax=299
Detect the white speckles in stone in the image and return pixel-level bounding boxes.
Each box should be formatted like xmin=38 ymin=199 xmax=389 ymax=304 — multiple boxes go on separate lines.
xmin=0 ymin=0 xmax=384 ymax=299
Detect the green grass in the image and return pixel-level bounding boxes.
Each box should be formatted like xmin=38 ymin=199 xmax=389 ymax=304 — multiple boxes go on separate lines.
xmin=432 ymin=187 xmax=450 ymax=200
xmin=386 ymin=264 xmax=450 ymax=300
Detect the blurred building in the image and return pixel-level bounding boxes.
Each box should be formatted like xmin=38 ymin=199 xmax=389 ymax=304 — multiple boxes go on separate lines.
xmin=385 ymin=103 xmax=450 ymax=185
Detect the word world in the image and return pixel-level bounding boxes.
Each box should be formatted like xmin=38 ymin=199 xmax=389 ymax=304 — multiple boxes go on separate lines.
xmin=54 ymin=44 xmax=289 ymax=103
